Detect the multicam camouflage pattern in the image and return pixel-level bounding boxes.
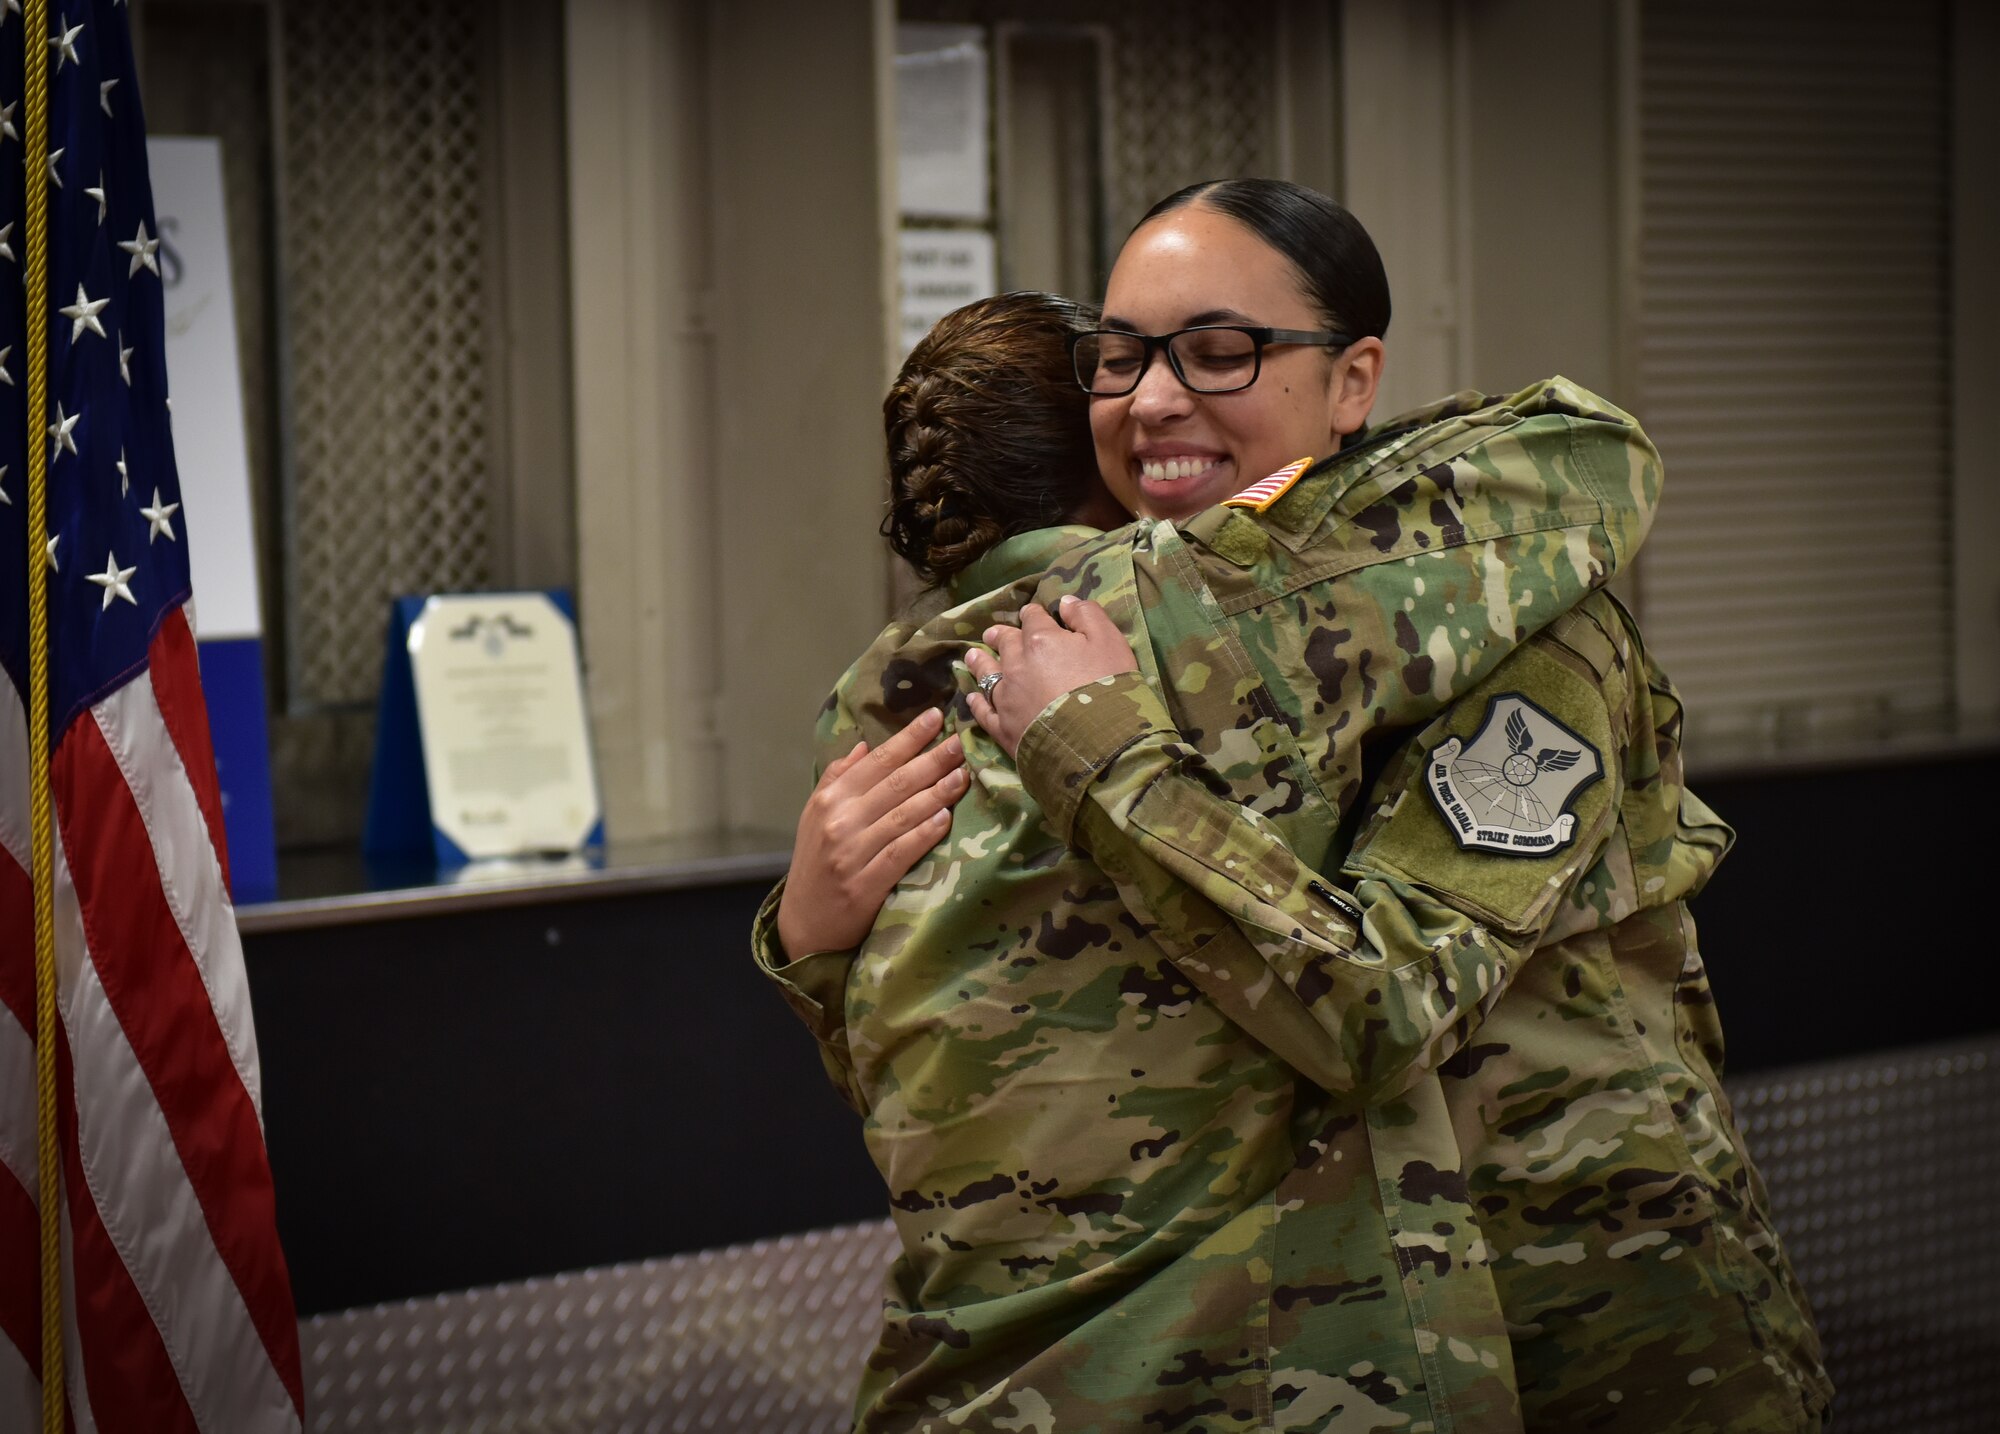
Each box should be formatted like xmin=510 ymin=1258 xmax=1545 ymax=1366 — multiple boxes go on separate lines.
xmin=754 ymin=380 xmax=1829 ymax=1430
xmin=1034 ymin=595 xmax=1833 ymax=1431
xmin=1375 ymin=602 xmax=1832 ymax=1430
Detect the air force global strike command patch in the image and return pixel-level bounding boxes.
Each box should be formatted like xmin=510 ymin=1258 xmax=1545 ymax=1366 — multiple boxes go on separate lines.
xmin=1424 ymin=693 xmax=1603 ymax=856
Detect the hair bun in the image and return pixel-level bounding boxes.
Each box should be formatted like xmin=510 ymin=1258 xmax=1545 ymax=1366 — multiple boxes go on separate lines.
xmin=881 ymin=291 xmax=1101 ymax=585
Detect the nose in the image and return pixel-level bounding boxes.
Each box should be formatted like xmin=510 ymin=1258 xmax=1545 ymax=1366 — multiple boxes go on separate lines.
xmin=1128 ymin=345 xmax=1193 ymax=425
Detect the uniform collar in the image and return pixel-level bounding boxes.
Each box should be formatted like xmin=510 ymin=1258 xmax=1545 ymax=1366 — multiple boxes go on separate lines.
xmin=1179 ymin=389 xmax=1520 ymax=562
xmin=948 ymin=525 xmax=1104 ymax=603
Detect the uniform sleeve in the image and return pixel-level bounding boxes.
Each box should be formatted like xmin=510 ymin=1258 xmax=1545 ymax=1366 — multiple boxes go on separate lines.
xmin=1017 ymin=605 xmax=1633 ymax=1106
xmin=747 ymin=666 xmax=883 ymax=1116
xmin=750 ymin=876 xmax=867 ymax=1114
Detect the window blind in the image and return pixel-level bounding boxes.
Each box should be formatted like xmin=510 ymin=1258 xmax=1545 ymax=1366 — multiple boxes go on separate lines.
xmin=1635 ymin=0 xmax=1953 ymax=755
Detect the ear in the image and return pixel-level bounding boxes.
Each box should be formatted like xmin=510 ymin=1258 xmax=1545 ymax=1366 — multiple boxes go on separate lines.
xmin=1328 ymin=337 xmax=1385 ymax=440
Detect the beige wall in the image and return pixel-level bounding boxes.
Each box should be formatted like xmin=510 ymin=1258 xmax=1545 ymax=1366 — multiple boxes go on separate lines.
xmin=1275 ymin=0 xmax=1343 ymax=201
xmin=567 ymin=0 xmax=895 ymax=844
xmin=709 ymin=0 xmax=898 ymax=834
xmin=1340 ymin=0 xmax=1621 ymax=412
xmin=1340 ymin=0 xmax=1468 ymax=419
xmin=1460 ymin=0 xmax=1621 ymax=399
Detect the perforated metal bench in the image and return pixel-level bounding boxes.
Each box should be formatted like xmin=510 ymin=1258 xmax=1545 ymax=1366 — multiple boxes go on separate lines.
xmin=301 ymin=1034 xmax=1999 ymax=1433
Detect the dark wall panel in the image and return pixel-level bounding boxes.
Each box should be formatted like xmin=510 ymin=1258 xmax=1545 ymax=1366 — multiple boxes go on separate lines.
xmin=1684 ymin=752 xmax=1990 ymax=1071
xmin=248 ymin=881 xmax=882 ymax=1315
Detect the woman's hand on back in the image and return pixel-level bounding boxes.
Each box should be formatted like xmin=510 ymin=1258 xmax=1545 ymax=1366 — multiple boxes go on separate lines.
xmin=775 ymin=705 xmax=968 ymax=962
xmin=967 ymin=596 xmax=1139 ymax=758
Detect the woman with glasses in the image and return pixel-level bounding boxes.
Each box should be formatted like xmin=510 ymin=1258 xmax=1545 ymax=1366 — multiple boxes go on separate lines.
xmin=772 ymin=179 xmax=1391 ymax=1007
xmin=761 ymin=180 xmax=1828 ymax=1432
xmin=1066 ymin=179 xmax=1386 ymax=525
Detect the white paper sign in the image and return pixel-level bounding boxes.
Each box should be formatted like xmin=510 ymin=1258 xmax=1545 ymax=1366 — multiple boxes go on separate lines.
xmin=897 ymin=23 xmax=989 ymax=221
xmin=407 ymin=592 xmax=601 ymax=859
xmin=147 ymin=137 xmax=261 ymax=641
xmin=899 ymin=228 xmax=998 ymax=357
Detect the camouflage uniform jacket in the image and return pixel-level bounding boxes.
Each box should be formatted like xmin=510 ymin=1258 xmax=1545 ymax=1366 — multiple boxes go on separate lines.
xmin=1024 ymin=603 xmax=1831 ymax=1432
xmin=754 ymin=380 xmax=1703 ymax=1431
xmin=1009 ymin=470 xmax=1834 ymax=1419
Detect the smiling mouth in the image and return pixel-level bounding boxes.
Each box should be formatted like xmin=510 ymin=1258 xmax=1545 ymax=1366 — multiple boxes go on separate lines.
xmin=1138 ymin=456 xmax=1224 ymax=484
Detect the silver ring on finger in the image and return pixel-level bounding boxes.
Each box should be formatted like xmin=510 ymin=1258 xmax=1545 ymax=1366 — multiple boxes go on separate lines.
xmin=976 ymin=670 xmax=1004 ymax=698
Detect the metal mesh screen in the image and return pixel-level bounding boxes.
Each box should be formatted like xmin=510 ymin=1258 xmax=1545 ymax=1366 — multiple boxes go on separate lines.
xmin=299 ymin=1035 xmax=1999 ymax=1432
xmin=278 ymin=0 xmax=498 ymax=712
xmin=1096 ymin=5 xmax=1276 ymax=248
xmin=135 ymin=0 xmax=509 ymax=847
xmin=1732 ymin=1037 xmax=1998 ymax=1434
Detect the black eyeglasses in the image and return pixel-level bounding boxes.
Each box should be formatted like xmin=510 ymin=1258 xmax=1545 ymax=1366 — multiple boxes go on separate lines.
xmin=1069 ymin=325 xmax=1355 ymax=397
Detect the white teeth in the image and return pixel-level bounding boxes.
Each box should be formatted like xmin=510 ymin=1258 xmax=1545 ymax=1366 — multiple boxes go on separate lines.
xmin=1141 ymin=457 xmax=1217 ymax=483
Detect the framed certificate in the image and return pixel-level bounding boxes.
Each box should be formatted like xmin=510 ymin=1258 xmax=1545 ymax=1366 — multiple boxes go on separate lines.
xmin=365 ymin=590 xmax=604 ymax=865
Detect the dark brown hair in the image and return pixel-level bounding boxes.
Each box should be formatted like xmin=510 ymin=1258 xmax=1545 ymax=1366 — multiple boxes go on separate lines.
xmin=882 ymin=291 xmax=1100 ymax=586
xmin=1142 ymin=179 xmax=1391 ymax=342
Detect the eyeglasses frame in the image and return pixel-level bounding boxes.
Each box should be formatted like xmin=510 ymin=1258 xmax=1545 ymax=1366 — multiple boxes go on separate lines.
xmin=1068 ymin=324 xmax=1357 ymax=397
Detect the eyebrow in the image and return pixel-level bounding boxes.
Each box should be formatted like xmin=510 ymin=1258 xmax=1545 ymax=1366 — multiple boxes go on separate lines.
xmin=1100 ymin=307 xmax=1258 ymax=332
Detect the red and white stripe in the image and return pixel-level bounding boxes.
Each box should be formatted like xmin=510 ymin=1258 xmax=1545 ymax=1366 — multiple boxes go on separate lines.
xmin=1223 ymin=455 xmax=1315 ymax=511
xmin=1 ymin=604 xmax=303 ymax=1432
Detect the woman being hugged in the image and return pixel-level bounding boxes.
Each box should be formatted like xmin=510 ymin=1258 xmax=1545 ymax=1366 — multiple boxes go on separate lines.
xmin=770 ymin=289 xmax=1121 ymax=987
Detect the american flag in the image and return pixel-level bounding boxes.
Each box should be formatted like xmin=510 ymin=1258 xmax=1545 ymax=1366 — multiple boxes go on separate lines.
xmin=0 ymin=4 xmax=303 ymax=1430
xmin=1221 ymin=455 xmax=1315 ymax=512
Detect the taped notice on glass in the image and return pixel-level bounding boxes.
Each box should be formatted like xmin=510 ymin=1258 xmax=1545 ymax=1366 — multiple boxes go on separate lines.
xmin=899 ymin=228 xmax=997 ymax=358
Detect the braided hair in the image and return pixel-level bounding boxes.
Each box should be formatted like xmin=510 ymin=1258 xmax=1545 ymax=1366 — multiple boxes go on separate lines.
xmin=882 ymin=291 xmax=1101 ymax=586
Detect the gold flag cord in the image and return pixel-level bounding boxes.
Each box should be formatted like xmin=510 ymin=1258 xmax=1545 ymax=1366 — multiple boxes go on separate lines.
xmin=21 ymin=0 xmax=65 ymax=1428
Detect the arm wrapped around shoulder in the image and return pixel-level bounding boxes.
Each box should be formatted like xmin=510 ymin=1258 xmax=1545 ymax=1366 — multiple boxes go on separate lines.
xmin=1037 ymin=594 xmax=1668 ymax=1106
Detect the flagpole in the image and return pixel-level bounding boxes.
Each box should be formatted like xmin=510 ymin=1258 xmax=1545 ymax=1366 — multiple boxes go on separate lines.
xmin=21 ymin=0 xmax=66 ymax=1427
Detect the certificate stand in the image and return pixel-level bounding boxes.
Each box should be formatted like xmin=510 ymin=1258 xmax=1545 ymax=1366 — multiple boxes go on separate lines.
xmin=364 ymin=591 xmax=604 ymax=868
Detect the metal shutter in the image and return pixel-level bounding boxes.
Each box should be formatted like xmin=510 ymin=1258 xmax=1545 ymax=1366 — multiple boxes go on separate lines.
xmin=1634 ymin=0 xmax=1953 ymax=757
